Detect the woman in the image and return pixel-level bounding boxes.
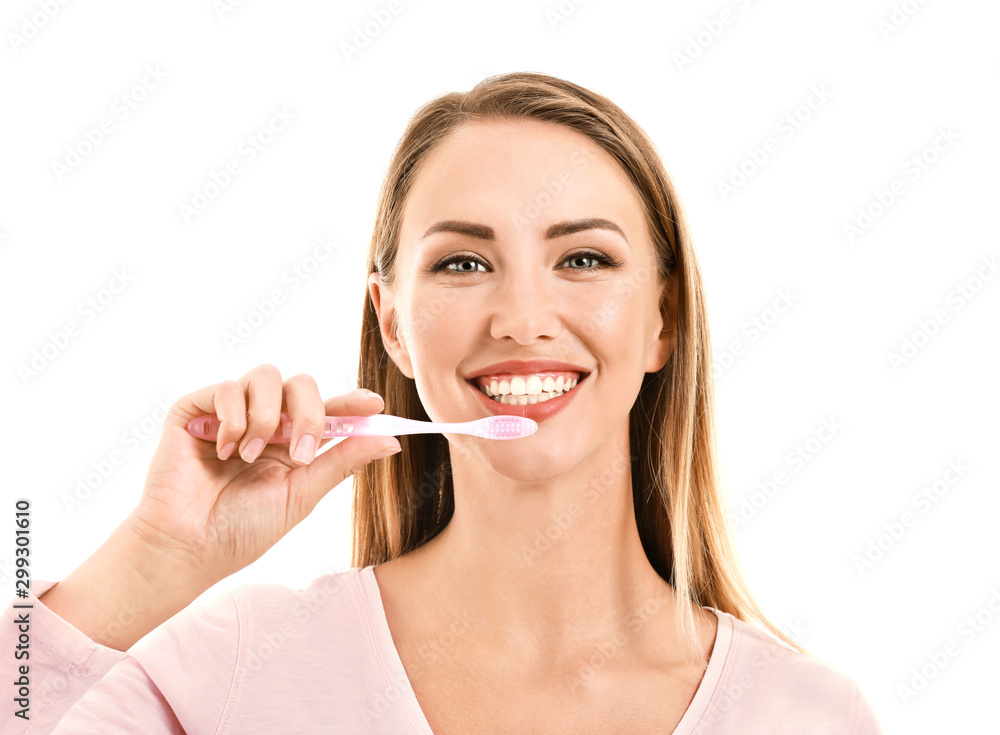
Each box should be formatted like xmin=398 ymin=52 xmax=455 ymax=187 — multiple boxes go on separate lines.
xmin=3 ymin=72 xmax=883 ymax=733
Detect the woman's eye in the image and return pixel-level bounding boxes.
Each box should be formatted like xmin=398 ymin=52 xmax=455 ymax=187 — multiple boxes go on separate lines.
xmin=432 ymin=250 xmax=621 ymax=276
xmin=441 ymin=256 xmax=488 ymax=274
xmin=566 ymin=254 xmax=602 ymax=271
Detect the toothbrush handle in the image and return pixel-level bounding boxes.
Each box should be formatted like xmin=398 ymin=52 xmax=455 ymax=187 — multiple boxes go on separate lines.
xmin=186 ymin=412 xmax=441 ymax=443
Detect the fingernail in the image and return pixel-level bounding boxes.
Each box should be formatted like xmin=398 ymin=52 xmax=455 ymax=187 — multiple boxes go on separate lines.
xmin=241 ymin=437 xmax=264 ymax=463
xmin=293 ymin=435 xmax=316 ymax=464
xmin=219 ymin=442 xmax=237 ymax=460
xmin=365 ymin=390 xmax=384 ymax=408
xmin=371 ymin=443 xmax=400 ymax=459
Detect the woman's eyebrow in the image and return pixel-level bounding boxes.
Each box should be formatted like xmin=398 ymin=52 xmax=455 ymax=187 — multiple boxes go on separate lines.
xmin=418 ymin=218 xmax=629 ymax=245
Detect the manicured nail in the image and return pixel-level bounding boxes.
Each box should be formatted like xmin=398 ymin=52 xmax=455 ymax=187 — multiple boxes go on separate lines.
xmin=371 ymin=444 xmax=400 ymax=459
xmin=218 ymin=442 xmax=237 ymax=460
xmin=241 ymin=437 xmax=264 ymax=463
xmin=293 ymin=435 xmax=316 ymax=464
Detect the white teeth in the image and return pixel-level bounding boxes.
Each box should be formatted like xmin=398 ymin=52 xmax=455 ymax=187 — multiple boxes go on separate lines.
xmin=482 ymin=375 xmax=581 ymax=397
xmin=478 ymin=375 xmax=582 ymax=404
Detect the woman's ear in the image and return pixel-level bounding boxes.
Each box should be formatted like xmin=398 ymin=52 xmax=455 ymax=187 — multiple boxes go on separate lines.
xmin=646 ymin=272 xmax=679 ymax=373
xmin=368 ymin=271 xmax=415 ymax=379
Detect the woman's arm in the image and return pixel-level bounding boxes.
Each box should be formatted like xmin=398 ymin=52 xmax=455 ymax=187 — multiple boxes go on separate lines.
xmin=2 ymin=543 xmax=240 ymax=735
xmin=1 ymin=520 xmax=221 ymax=734
xmin=2 ymin=371 xmax=393 ymax=733
xmin=1 ymin=579 xmax=189 ymax=735
xmin=36 ymin=517 xmax=212 ymax=652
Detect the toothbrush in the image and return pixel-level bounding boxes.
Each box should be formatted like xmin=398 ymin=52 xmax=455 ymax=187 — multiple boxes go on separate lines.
xmin=186 ymin=412 xmax=538 ymax=443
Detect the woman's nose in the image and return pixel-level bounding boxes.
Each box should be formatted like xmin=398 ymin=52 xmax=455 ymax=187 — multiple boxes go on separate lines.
xmin=488 ymin=264 xmax=563 ymax=344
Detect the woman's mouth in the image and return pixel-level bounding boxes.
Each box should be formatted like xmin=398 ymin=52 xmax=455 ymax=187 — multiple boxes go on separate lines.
xmin=473 ymin=372 xmax=583 ymax=404
xmin=465 ymin=371 xmax=589 ymax=422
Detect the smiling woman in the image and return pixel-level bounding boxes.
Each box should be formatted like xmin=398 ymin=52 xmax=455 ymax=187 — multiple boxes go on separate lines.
xmin=2 ymin=72 xmax=883 ymax=734
xmin=345 ymin=72 xmax=885 ymax=732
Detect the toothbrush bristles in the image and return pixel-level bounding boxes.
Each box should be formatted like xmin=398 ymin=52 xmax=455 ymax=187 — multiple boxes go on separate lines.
xmin=481 ymin=416 xmax=538 ymax=440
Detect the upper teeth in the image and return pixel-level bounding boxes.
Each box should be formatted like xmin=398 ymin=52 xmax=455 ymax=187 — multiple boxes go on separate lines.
xmin=476 ymin=373 xmax=581 ymax=404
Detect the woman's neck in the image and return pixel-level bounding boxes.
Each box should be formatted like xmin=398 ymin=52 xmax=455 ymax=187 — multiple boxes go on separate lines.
xmin=381 ymin=422 xmax=687 ymax=669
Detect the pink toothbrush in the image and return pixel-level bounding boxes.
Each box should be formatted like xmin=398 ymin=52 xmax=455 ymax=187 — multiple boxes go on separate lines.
xmin=186 ymin=412 xmax=538 ymax=443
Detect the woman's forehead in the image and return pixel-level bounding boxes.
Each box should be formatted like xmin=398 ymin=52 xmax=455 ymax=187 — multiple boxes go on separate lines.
xmin=413 ymin=118 xmax=619 ymax=186
xmin=400 ymin=120 xmax=647 ymax=247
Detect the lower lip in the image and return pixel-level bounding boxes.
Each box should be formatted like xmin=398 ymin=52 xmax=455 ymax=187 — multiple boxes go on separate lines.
xmin=466 ymin=375 xmax=588 ymax=423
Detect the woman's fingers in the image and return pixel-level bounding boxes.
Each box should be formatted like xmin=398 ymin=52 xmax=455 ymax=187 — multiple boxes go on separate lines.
xmin=283 ymin=373 xmax=326 ymax=465
xmin=315 ymin=389 xmax=387 ymax=450
xmin=166 ymin=378 xmax=248 ymax=460
xmin=272 ymin=387 xmax=398 ymax=521
xmin=212 ymin=380 xmax=248 ymax=460
xmin=238 ymin=364 xmax=284 ymax=462
xmin=292 ymin=388 xmax=399 ymax=509
xmin=171 ymin=366 xmax=395 ymax=475
xmin=323 ymin=388 xmax=385 ymax=418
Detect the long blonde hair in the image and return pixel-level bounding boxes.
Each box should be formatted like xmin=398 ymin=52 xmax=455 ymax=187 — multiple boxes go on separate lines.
xmin=352 ymin=71 xmax=808 ymax=661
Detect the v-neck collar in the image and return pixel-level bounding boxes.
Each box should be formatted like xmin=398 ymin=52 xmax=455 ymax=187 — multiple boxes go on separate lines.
xmin=356 ymin=564 xmax=734 ymax=734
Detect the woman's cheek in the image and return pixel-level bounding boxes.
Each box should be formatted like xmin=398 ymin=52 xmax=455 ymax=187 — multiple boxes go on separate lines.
xmin=576 ymin=284 xmax=632 ymax=338
xmin=408 ymin=285 xmax=465 ymax=337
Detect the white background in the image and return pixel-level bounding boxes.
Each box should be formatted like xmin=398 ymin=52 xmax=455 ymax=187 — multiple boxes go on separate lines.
xmin=2 ymin=1 xmax=998 ymax=731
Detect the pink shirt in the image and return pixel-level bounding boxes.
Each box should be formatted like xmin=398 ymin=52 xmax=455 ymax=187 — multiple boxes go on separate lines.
xmin=2 ymin=566 xmax=883 ymax=733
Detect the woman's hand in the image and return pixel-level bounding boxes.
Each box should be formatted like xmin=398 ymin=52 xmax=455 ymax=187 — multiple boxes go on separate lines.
xmin=36 ymin=365 xmax=398 ymax=651
xmin=127 ymin=364 xmax=400 ymax=588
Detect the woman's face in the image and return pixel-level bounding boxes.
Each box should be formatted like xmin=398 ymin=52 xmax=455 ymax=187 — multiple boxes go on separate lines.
xmin=369 ymin=118 xmax=675 ymax=480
